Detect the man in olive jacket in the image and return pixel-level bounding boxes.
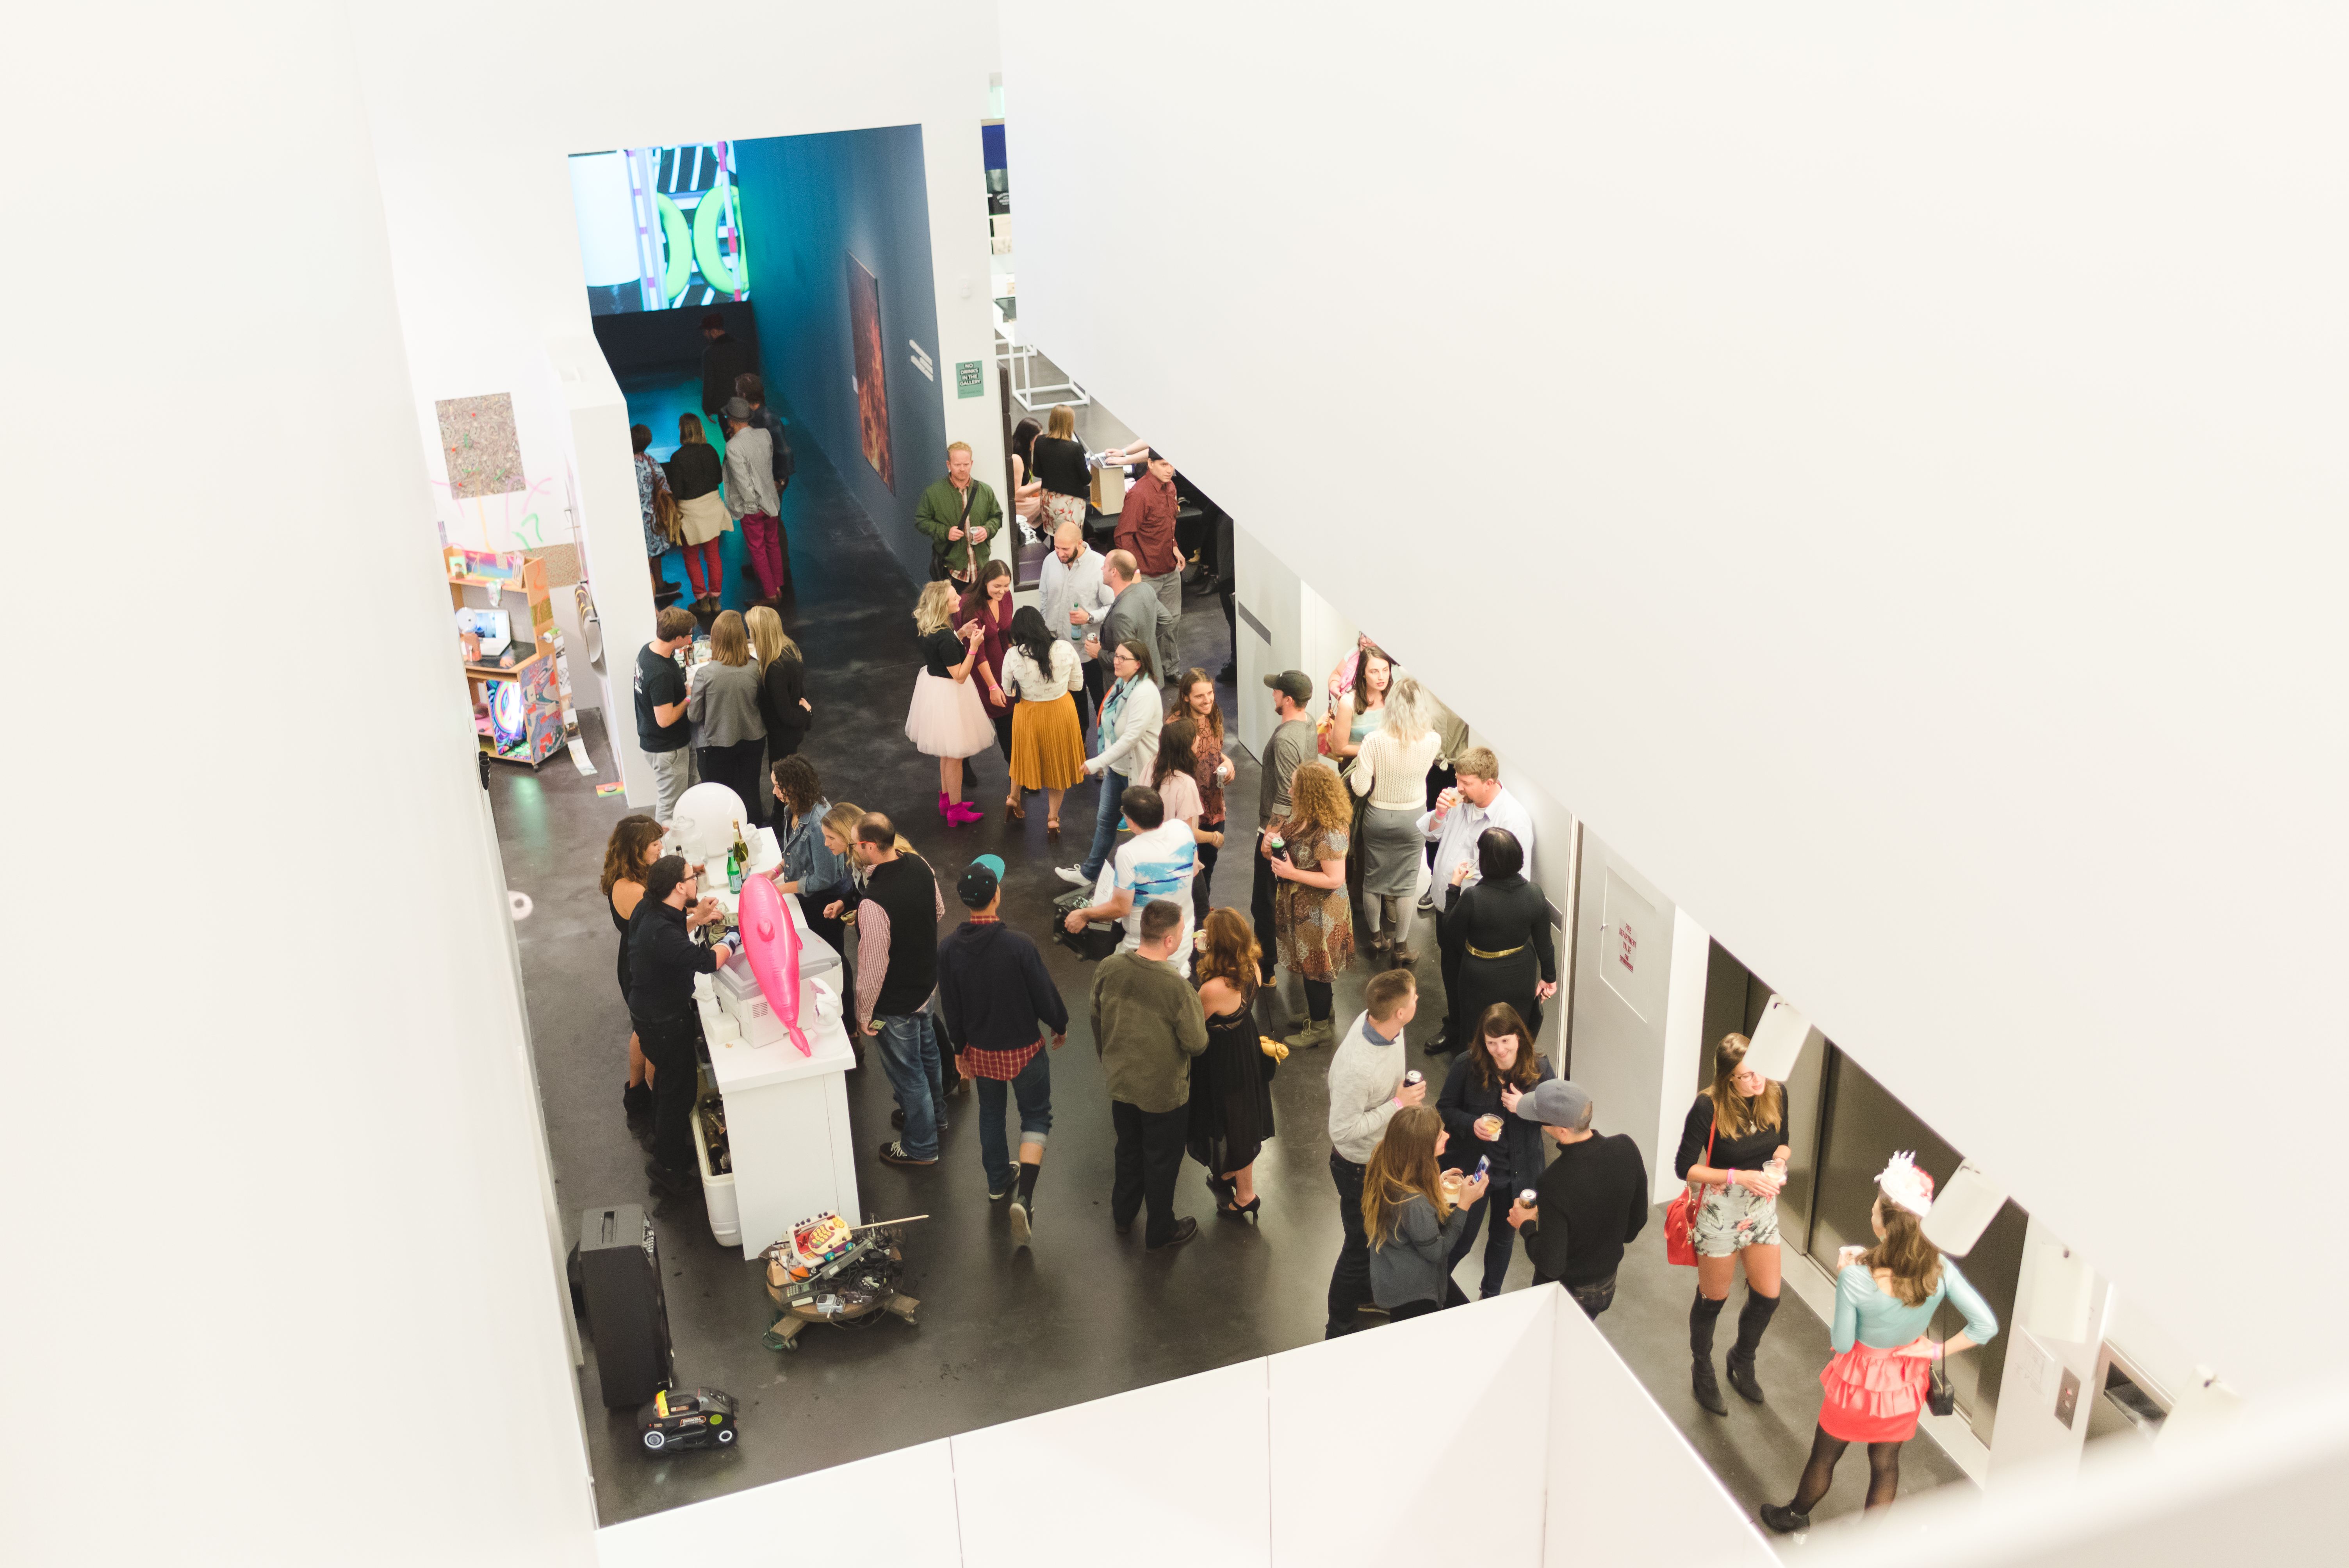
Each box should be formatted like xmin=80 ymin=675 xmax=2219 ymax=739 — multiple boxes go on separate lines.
xmin=913 ymin=440 xmax=1002 ymax=586
xmin=1089 ymin=900 xmax=1210 ymax=1251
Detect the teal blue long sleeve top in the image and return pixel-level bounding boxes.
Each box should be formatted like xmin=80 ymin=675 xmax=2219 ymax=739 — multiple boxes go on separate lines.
xmin=1832 ymin=1258 xmax=1998 ymax=1353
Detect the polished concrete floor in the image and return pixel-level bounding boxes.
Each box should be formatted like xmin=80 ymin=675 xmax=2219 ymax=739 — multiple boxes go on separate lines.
xmin=491 ymin=381 xmax=1967 ymax=1536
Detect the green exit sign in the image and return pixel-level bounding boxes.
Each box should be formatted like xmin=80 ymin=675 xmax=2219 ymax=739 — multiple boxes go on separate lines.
xmin=955 ymin=360 xmax=985 ymax=398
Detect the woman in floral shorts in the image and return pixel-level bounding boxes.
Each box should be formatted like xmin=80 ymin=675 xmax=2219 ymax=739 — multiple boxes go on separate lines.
xmin=1673 ymin=1033 xmax=1792 ymax=1416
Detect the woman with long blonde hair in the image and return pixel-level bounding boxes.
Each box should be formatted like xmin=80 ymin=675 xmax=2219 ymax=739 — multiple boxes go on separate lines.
xmin=1761 ymin=1155 xmax=1999 ymax=1532
xmin=1352 ymin=673 xmax=1441 ymax=963
xmin=686 ymin=608 xmax=766 ymax=825
xmin=1363 ymin=1103 xmax=1486 ymax=1320
xmin=1187 ymin=908 xmax=1276 ymax=1217
xmin=1269 ymin=759 xmax=1355 ymax=1051
xmin=1673 ymin=1032 xmax=1793 ymax=1415
xmin=904 ymin=579 xmax=996 ymax=823
xmin=744 ymin=605 xmax=808 ymax=823
xmin=662 ymin=411 xmax=729 ymax=607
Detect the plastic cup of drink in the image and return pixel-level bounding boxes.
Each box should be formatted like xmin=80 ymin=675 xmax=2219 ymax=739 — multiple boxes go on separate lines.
xmin=1477 ymin=1114 xmax=1503 ymax=1139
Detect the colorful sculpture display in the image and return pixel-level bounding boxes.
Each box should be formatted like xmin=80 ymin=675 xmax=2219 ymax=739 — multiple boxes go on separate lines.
xmin=736 ymin=873 xmax=811 ymax=1057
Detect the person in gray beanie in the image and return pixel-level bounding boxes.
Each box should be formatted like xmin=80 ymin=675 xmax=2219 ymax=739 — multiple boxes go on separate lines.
xmin=1505 ymin=1078 xmax=1650 ymax=1319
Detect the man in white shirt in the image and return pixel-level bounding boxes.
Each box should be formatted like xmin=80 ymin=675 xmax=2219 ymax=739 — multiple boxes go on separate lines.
xmin=1063 ymin=785 xmax=1197 ymax=975
xmin=1418 ymin=745 xmax=1536 ymax=1052
xmin=1039 ymin=520 xmax=1114 ymax=736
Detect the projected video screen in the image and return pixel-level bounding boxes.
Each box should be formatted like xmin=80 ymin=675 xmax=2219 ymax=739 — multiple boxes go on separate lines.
xmin=569 ymin=143 xmax=748 ymax=316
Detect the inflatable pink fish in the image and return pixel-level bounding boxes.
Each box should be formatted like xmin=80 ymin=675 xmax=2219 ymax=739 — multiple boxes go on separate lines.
xmin=738 ymin=875 xmax=812 ymax=1057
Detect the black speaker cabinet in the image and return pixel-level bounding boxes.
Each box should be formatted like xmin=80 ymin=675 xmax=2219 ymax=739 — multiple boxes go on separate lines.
xmin=577 ymin=1204 xmax=674 ymax=1408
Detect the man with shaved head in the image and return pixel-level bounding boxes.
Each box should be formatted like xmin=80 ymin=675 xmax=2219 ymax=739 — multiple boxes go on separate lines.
xmin=1039 ymin=519 xmax=1114 ymax=741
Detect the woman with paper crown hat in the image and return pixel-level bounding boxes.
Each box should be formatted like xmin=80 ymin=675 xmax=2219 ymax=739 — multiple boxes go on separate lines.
xmin=1759 ymin=1153 xmax=2000 ymax=1534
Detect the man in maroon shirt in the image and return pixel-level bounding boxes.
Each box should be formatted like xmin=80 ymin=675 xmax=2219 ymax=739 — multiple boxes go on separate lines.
xmin=1114 ymin=449 xmax=1182 ymax=685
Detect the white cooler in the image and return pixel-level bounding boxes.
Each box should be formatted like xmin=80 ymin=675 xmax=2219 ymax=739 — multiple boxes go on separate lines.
xmin=693 ymin=1067 xmax=740 ymax=1247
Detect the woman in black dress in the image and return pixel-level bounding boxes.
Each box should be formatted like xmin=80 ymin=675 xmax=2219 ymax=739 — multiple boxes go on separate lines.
xmin=1437 ymin=828 xmax=1557 ymax=1036
xmin=599 ymin=814 xmax=667 ymax=1125
xmin=746 ymin=606 xmax=809 ymax=825
xmin=1187 ymin=907 xmax=1276 ymax=1218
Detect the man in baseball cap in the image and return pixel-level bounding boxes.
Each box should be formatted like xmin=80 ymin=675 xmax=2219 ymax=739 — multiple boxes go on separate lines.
xmin=934 ymin=855 xmax=1069 ymax=1245
xmin=1251 ymin=670 xmax=1319 ymax=996
xmin=1506 ymin=1079 xmax=1650 ymax=1320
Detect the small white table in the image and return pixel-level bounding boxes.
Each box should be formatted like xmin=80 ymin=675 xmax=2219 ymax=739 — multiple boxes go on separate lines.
xmin=694 ymin=947 xmax=860 ymax=1262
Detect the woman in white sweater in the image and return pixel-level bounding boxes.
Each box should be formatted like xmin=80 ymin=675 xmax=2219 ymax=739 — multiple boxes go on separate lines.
xmin=1002 ymin=605 xmax=1087 ymax=837
xmin=1351 ymin=676 xmax=1442 ymax=964
xmin=1060 ymin=638 xmax=1164 ymax=889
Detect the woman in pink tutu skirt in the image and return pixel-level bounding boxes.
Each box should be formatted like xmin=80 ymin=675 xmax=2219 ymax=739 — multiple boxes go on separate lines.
xmin=906 ymin=579 xmax=996 ymax=825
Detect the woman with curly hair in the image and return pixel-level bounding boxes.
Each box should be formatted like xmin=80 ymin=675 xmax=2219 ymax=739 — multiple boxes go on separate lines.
xmin=599 ymin=814 xmax=668 ymax=1125
xmin=1175 ymin=668 xmax=1237 ymax=922
xmin=1269 ymin=759 xmax=1353 ymax=1051
xmin=1187 ymin=908 xmax=1276 ymax=1217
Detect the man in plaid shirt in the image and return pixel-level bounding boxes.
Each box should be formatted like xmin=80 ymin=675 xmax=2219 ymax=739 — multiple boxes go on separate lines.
xmin=936 ymin=855 xmax=1069 ymax=1247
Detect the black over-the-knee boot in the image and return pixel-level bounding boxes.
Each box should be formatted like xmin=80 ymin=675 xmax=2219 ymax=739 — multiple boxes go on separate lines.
xmin=1726 ymin=1290 xmax=1780 ymax=1404
xmin=1690 ymin=1291 xmax=1729 ymax=1415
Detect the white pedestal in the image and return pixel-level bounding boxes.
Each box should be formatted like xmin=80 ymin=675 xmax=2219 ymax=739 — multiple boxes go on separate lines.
xmin=694 ymin=962 xmax=859 ymax=1261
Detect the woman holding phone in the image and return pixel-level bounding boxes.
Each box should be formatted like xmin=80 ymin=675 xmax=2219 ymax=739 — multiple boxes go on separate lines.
xmin=1434 ymin=1002 xmax=1557 ymax=1298
xmin=1363 ymin=1103 xmax=1486 ymax=1320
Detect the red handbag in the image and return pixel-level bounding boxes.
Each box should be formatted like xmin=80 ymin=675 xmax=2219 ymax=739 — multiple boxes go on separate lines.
xmin=1664 ymin=1126 xmax=1715 ymax=1267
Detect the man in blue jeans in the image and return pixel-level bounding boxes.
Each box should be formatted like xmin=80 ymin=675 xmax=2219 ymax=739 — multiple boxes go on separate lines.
xmin=829 ymin=813 xmax=946 ymax=1168
xmin=935 ymin=855 xmax=1069 ymax=1245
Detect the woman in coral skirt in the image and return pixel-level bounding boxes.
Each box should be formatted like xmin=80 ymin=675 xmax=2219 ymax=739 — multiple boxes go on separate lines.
xmin=1760 ymin=1154 xmax=1999 ymax=1532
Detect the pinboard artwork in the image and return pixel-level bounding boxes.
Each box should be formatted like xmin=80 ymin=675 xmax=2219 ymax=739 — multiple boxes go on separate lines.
xmin=847 ymin=255 xmax=893 ymax=491
xmin=437 ymin=392 xmax=525 ymax=499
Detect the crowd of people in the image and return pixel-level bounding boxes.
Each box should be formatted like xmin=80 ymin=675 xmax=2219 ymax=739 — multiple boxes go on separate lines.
xmin=601 ymin=419 xmax=1994 ymax=1528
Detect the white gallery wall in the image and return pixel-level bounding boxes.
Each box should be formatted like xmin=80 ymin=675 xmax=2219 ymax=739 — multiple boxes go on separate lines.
xmin=2 ymin=1 xmax=595 ymax=1562
xmin=1001 ymin=0 xmax=2349 ymax=1398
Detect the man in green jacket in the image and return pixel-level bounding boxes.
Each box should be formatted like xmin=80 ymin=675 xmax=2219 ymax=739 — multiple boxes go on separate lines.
xmin=1089 ymin=900 xmax=1210 ymax=1250
xmin=913 ymin=441 xmax=1003 ymax=586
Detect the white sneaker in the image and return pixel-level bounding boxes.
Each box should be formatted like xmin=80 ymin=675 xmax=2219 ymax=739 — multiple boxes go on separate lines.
xmin=1054 ymin=865 xmax=1091 ymax=889
xmin=1009 ymin=1194 xmax=1032 ymax=1246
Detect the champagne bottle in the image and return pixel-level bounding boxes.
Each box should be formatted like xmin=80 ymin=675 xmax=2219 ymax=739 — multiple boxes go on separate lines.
xmin=731 ymin=818 xmax=751 ymax=870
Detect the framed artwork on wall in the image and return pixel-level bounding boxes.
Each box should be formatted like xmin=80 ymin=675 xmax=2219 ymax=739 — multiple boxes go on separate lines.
xmin=847 ymin=253 xmax=894 ymax=490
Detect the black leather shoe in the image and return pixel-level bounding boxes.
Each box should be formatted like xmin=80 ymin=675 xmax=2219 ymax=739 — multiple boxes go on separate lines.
xmin=1424 ymin=1033 xmax=1457 ymax=1055
xmin=1146 ymin=1216 xmax=1200 ymax=1251
xmin=1727 ymin=1350 xmax=1766 ymax=1404
xmin=644 ymin=1161 xmax=695 ymax=1199
xmin=1759 ymin=1504 xmax=1809 ymax=1535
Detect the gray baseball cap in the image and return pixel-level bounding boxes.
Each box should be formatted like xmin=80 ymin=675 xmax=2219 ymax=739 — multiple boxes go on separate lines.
xmin=722 ymin=396 xmax=752 ymax=421
xmin=1262 ymin=670 xmax=1312 ymax=703
xmin=1515 ymin=1079 xmax=1592 ymax=1130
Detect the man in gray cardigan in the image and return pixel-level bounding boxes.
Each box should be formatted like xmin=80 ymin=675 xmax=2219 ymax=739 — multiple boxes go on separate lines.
xmin=1324 ymin=969 xmax=1422 ymax=1336
xmin=1083 ymin=549 xmax=1166 ymax=688
xmin=1090 ymin=901 xmax=1210 ymax=1251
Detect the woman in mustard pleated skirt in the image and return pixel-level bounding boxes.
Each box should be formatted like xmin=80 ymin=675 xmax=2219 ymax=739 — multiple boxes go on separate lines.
xmin=1001 ymin=607 xmax=1088 ymax=837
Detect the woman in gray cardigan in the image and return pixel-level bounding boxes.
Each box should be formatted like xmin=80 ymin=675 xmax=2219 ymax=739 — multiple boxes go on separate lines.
xmin=687 ymin=609 xmax=767 ymax=828
xmin=1365 ymin=1104 xmax=1489 ymax=1320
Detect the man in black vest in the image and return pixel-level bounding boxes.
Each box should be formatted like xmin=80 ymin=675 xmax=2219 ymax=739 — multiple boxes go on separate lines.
xmin=826 ymin=813 xmax=946 ymax=1167
xmin=627 ymin=855 xmax=733 ymax=1197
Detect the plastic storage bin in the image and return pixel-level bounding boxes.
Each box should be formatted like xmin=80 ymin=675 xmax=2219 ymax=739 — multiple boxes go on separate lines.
xmin=692 ymin=1069 xmax=740 ymax=1248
